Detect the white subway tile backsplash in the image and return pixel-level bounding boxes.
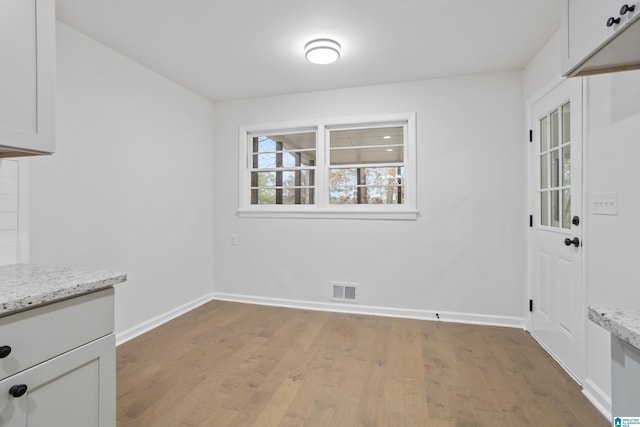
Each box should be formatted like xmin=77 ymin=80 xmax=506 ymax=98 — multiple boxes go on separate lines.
xmin=0 ymin=195 xmax=18 ymax=212
xmin=0 ymin=160 xmax=19 ymax=265
xmin=0 ymin=159 xmax=19 ymax=178
xmin=0 ymin=213 xmax=18 ymax=230
xmin=0 ymin=247 xmax=17 ymax=264
xmin=0 ymin=178 xmax=18 ymax=195
xmin=0 ymin=230 xmax=17 ymax=248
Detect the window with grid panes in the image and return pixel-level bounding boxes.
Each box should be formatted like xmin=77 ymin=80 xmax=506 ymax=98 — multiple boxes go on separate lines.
xmin=250 ymin=132 xmax=316 ymax=205
xmin=238 ymin=113 xmax=417 ymax=220
xmin=327 ymin=126 xmax=405 ymax=205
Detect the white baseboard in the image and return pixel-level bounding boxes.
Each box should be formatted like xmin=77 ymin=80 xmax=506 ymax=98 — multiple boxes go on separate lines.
xmin=115 ymin=293 xmax=214 ymax=346
xmin=211 ymin=292 xmax=526 ymax=329
xmin=582 ymin=378 xmax=612 ymax=421
xmin=115 ymin=292 xmax=524 ymax=347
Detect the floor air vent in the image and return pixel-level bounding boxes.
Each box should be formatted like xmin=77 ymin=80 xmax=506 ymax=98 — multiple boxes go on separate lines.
xmin=332 ymin=282 xmax=358 ymax=303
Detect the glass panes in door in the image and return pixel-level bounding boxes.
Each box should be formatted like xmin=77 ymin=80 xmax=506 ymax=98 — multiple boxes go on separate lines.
xmin=539 ymin=101 xmax=571 ymax=229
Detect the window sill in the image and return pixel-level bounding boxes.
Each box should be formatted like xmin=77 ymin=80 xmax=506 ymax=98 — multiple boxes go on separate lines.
xmin=236 ymin=208 xmax=419 ymax=221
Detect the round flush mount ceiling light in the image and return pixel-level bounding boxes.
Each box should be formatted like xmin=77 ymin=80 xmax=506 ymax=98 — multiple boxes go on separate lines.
xmin=304 ymin=39 xmax=341 ymax=65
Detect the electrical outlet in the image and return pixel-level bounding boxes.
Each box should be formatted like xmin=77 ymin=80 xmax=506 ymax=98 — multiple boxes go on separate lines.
xmin=230 ymin=234 xmax=238 ymax=246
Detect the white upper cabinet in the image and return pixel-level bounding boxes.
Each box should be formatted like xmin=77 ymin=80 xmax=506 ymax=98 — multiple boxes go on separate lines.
xmin=0 ymin=0 xmax=55 ymax=157
xmin=562 ymin=0 xmax=640 ymax=77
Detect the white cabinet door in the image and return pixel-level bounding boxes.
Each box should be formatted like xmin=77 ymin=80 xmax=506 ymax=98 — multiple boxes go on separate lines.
xmin=0 ymin=0 xmax=55 ymax=156
xmin=563 ymin=0 xmax=620 ymax=73
xmin=563 ymin=0 xmax=640 ymax=76
xmin=0 ymin=335 xmax=116 ymax=427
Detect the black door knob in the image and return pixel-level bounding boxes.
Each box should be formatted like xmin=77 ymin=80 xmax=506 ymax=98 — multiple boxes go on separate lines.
xmin=0 ymin=346 xmax=11 ymax=358
xmin=564 ymin=237 xmax=580 ymax=247
xmin=620 ymin=4 xmax=636 ymax=15
xmin=9 ymin=384 xmax=28 ymax=398
xmin=607 ymin=16 xmax=621 ymax=26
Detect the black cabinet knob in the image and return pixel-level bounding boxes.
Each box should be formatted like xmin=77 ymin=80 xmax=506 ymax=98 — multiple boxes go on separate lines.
xmin=607 ymin=16 xmax=621 ymax=27
xmin=0 ymin=346 xmax=11 ymax=358
xmin=564 ymin=237 xmax=580 ymax=247
xmin=9 ymin=384 xmax=28 ymax=398
xmin=620 ymin=4 xmax=636 ymax=15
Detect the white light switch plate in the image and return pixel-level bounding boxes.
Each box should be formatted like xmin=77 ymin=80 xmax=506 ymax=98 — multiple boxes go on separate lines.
xmin=591 ymin=192 xmax=618 ymax=215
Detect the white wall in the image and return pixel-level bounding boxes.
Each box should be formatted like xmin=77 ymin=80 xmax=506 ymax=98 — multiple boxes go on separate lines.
xmin=523 ymin=31 xmax=562 ymax=100
xmin=524 ymin=31 xmax=640 ymax=415
xmin=212 ymin=72 xmax=527 ymax=325
xmin=28 ymin=23 xmax=215 ymax=338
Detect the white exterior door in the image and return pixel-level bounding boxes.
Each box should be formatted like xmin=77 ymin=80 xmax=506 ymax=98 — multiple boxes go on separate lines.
xmin=529 ymin=78 xmax=584 ymax=382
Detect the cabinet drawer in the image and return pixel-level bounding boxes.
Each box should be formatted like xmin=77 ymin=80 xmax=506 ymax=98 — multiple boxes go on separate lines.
xmin=0 ymin=288 xmax=114 ymax=380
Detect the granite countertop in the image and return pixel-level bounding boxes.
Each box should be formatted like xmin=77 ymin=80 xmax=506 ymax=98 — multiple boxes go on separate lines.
xmin=588 ymin=306 xmax=640 ymax=350
xmin=0 ymin=264 xmax=126 ymax=316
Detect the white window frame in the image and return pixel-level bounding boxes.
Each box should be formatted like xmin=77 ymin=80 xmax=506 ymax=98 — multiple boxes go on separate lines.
xmin=237 ymin=113 xmax=418 ymax=220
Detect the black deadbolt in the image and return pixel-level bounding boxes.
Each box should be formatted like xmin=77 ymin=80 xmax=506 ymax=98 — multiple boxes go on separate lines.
xmin=0 ymin=346 xmax=11 ymax=358
xmin=9 ymin=384 xmax=28 ymax=398
xmin=572 ymin=216 xmax=580 ymax=226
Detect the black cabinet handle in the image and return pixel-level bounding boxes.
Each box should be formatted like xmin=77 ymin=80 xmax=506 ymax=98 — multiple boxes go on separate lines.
xmin=620 ymin=4 xmax=636 ymax=15
xmin=564 ymin=237 xmax=580 ymax=247
xmin=0 ymin=346 xmax=11 ymax=358
xmin=607 ymin=16 xmax=621 ymax=27
xmin=9 ymin=384 xmax=28 ymax=398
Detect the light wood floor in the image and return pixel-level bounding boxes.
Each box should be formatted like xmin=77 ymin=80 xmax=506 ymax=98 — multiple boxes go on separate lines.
xmin=116 ymin=301 xmax=608 ymax=426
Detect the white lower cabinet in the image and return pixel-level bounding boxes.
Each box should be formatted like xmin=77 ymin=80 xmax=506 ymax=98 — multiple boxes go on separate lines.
xmin=0 ymin=289 xmax=115 ymax=426
xmin=0 ymin=334 xmax=115 ymax=426
xmin=611 ymin=336 xmax=640 ymax=418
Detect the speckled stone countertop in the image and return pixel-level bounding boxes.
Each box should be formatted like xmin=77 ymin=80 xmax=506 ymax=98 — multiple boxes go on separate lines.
xmin=0 ymin=264 xmax=126 ymax=316
xmin=588 ymin=307 xmax=640 ymax=350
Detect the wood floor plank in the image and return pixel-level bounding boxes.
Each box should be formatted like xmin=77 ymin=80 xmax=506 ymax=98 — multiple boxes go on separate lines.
xmin=251 ymin=377 xmax=303 ymax=427
xmin=401 ymin=322 xmax=430 ymax=426
xmin=116 ymin=301 xmax=608 ymax=427
xmin=353 ymin=316 xmax=390 ymax=427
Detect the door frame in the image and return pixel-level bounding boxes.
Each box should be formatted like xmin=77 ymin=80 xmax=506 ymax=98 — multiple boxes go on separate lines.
xmin=526 ymin=76 xmax=587 ymax=383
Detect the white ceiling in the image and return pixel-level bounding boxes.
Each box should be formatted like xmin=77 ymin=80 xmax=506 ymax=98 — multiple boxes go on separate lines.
xmin=56 ymin=0 xmax=561 ymax=102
